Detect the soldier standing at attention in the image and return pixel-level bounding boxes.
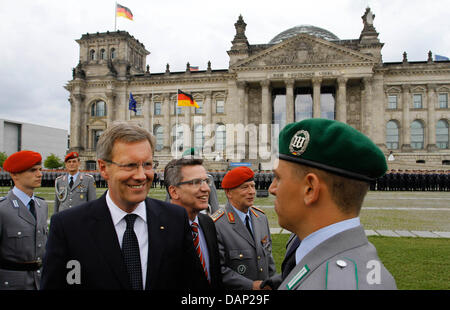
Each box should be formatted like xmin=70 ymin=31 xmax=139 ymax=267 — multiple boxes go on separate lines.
xmin=211 ymin=166 xmax=276 ymax=290
xmin=0 ymin=150 xmax=48 ymax=289
xmin=270 ymin=119 xmax=397 ymax=290
xmin=54 ymin=152 xmax=96 ymax=213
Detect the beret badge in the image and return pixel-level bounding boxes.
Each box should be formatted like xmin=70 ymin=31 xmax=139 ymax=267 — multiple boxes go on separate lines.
xmin=289 ymin=130 xmax=310 ymax=156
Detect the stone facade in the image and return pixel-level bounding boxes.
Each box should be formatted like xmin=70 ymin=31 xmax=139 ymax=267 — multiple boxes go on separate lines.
xmin=65 ymin=8 xmax=450 ymax=171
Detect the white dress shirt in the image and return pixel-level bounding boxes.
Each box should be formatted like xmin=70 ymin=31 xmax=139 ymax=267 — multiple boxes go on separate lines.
xmin=106 ymin=190 xmax=148 ymax=288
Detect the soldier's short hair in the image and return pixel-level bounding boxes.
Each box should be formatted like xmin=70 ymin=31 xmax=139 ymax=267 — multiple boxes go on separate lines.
xmin=96 ymin=122 xmax=156 ymax=161
xmin=293 ymin=163 xmax=369 ymax=215
xmin=164 ymin=158 xmax=204 ymax=196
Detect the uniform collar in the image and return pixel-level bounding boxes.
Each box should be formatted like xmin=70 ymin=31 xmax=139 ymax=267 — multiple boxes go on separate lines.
xmin=12 ymin=186 xmax=34 ymax=206
xmin=68 ymin=171 xmax=80 ymax=181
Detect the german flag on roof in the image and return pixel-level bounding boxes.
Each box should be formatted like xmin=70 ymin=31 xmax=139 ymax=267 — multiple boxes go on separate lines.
xmin=178 ymin=90 xmax=199 ymax=108
xmin=116 ymin=4 xmax=133 ymax=20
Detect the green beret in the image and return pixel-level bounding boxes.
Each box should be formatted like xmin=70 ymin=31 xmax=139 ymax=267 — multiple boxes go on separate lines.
xmin=278 ymin=119 xmax=387 ymax=182
xmin=182 ymin=147 xmax=197 ymax=157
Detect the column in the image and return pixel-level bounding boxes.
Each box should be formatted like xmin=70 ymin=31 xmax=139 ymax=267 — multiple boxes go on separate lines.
xmin=362 ymin=77 xmax=373 ymax=136
xmin=336 ymin=76 xmax=347 ymax=123
xmin=106 ymin=91 xmax=115 ymax=128
xmin=260 ymin=80 xmax=272 ymax=160
xmin=143 ymin=94 xmax=151 ymax=132
xmin=70 ymin=93 xmax=84 ymax=151
xmin=427 ymin=84 xmax=437 ymax=151
xmin=312 ymin=77 xmax=322 ymax=118
xmin=236 ymin=81 xmax=247 ymax=124
xmin=401 ymin=84 xmax=412 ymax=151
xmin=162 ymin=93 xmax=171 ymax=151
xmin=204 ymin=91 xmax=212 ymax=126
xmin=285 ymin=79 xmax=295 ymax=124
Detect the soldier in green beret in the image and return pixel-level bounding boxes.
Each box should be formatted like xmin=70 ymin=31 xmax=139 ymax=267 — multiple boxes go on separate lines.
xmin=269 ymin=118 xmax=397 ymax=290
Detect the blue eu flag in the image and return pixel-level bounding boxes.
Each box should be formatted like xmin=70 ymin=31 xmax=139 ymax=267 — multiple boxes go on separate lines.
xmin=129 ymin=92 xmax=137 ymax=112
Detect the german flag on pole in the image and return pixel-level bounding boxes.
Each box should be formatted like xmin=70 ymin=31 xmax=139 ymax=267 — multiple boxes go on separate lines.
xmin=178 ymin=90 xmax=199 ymax=108
xmin=116 ymin=3 xmax=133 ymax=20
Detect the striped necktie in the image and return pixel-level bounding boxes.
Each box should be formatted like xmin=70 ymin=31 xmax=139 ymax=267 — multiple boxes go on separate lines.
xmin=191 ymin=222 xmax=209 ymax=281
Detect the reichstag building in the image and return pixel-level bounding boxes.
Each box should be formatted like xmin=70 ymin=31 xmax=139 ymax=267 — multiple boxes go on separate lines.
xmin=66 ymin=7 xmax=450 ymax=171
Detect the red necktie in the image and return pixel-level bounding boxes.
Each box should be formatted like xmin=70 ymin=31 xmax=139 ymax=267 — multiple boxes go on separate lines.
xmin=191 ymin=222 xmax=209 ymax=281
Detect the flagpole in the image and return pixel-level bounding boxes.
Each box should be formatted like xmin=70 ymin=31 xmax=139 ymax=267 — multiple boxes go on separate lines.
xmin=114 ymin=2 xmax=117 ymax=31
xmin=151 ymin=88 xmax=154 ymax=134
xmin=176 ymin=87 xmax=179 ymax=158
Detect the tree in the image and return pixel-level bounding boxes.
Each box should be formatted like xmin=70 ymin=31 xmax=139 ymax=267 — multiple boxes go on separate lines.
xmin=0 ymin=152 xmax=7 ymax=169
xmin=44 ymin=153 xmax=64 ymax=169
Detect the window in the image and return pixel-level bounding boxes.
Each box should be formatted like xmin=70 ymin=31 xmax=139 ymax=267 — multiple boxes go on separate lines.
xmin=439 ymin=93 xmax=448 ymax=108
xmin=215 ymin=124 xmax=226 ymax=152
xmin=154 ymin=102 xmax=161 ymax=115
xmin=110 ymin=48 xmax=116 ymax=59
xmin=386 ymin=121 xmax=399 ymax=149
xmin=91 ymin=101 xmax=107 ymax=117
xmin=134 ymin=103 xmax=142 ymax=116
xmin=172 ymin=124 xmax=184 ymax=152
xmin=194 ymin=124 xmax=204 ymax=151
xmin=272 ymin=88 xmax=286 ymax=130
xmin=90 ymin=49 xmax=96 ymax=61
xmin=295 ymin=87 xmax=313 ymax=121
xmin=86 ymin=160 xmax=96 ymax=171
xmin=320 ymin=87 xmax=335 ymax=120
xmin=216 ymin=99 xmax=224 ymax=114
xmin=413 ymin=94 xmax=423 ymax=109
xmin=195 ymin=100 xmax=203 ymax=114
xmin=411 ymin=120 xmax=424 ymax=149
xmin=173 ymin=100 xmax=183 ymax=115
xmin=100 ymin=49 xmax=106 ymax=60
xmin=154 ymin=125 xmax=164 ymax=151
xmin=436 ymin=120 xmax=449 ymax=149
xmin=388 ymin=95 xmax=398 ymax=109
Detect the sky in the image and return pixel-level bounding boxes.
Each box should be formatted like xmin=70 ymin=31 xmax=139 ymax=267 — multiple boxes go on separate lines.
xmin=0 ymin=0 xmax=448 ymax=133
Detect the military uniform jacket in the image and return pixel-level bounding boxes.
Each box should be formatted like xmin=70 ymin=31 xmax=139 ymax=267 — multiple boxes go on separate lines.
xmin=212 ymin=202 xmax=276 ymax=289
xmin=0 ymin=191 xmax=48 ymax=289
xmin=279 ymin=226 xmax=397 ymax=290
xmin=55 ymin=173 xmax=96 ymax=212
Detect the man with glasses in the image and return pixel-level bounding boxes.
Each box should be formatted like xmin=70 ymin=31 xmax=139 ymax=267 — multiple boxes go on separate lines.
xmin=211 ymin=166 xmax=276 ymax=290
xmin=41 ymin=123 xmax=202 ymax=290
xmin=54 ymin=152 xmax=96 ymax=213
xmin=0 ymin=150 xmax=48 ymax=289
xmin=164 ymin=158 xmax=223 ymax=289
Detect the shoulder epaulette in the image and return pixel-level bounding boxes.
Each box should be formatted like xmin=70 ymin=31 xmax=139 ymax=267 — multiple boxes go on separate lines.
xmin=84 ymin=173 xmax=94 ymax=178
xmin=56 ymin=175 xmax=64 ymax=179
xmin=34 ymin=196 xmax=45 ymax=201
xmin=251 ymin=206 xmax=265 ymax=214
xmin=210 ymin=208 xmax=225 ymax=222
xmin=0 ymin=197 xmax=6 ymax=203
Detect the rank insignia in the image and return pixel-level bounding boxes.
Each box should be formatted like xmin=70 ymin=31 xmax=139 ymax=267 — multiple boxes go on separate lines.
xmin=210 ymin=209 xmax=225 ymax=222
xmin=289 ymin=129 xmax=310 ymax=156
xmin=227 ymin=212 xmax=235 ymax=223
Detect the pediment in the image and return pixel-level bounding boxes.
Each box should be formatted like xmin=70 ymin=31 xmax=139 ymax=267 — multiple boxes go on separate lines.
xmin=233 ymin=33 xmax=376 ymax=68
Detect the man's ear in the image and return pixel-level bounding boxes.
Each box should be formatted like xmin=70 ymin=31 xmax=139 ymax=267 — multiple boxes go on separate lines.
xmin=168 ymin=185 xmax=179 ymax=200
xmin=303 ymin=172 xmax=320 ymax=206
xmin=97 ymin=159 xmax=109 ymax=181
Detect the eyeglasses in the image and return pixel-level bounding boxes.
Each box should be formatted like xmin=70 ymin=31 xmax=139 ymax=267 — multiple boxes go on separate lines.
xmin=104 ymin=160 xmax=154 ymax=172
xmin=176 ymin=178 xmax=212 ymax=188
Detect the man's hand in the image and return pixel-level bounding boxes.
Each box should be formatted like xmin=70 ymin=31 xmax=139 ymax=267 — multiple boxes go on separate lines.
xmin=252 ymin=280 xmax=272 ymax=290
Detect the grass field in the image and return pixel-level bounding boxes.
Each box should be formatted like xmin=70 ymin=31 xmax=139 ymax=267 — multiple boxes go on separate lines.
xmin=1 ymin=186 xmax=449 ymax=289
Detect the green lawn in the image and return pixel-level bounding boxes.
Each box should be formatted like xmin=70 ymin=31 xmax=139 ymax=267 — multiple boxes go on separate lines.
xmin=271 ymin=234 xmax=450 ymax=290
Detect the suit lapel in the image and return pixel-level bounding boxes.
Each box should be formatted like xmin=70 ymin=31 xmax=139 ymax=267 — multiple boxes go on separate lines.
xmin=88 ymin=193 xmax=130 ymax=289
xmin=282 ymin=226 xmax=368 ymax=290
xmin=145 ymin=198 xmax=165 ymax=290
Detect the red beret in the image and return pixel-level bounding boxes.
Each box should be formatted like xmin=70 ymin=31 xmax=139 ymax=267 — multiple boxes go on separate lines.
xmin=3 ymin=150 xmax=42 ymax=173
xmin=221 ymin=166 xmax=255 ymax=189
xmin=65 ymin=152 xmax=79 ymax=162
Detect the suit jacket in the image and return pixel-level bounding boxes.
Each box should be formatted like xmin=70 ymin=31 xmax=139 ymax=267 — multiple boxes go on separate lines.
xmin=41 ymin=193 xmax=203 ymax=290
xmin=0 ymin=190 xmax=48 ymax=289
xmin=55 ymin=173 xmax=96 ymax=213
xmin=212 ymin=202 xmax=276 ymax=290
xmin=197 ymin=213 xmax=222 ymax=289
xmin=279 ymin=226 xmax=397 ymax=290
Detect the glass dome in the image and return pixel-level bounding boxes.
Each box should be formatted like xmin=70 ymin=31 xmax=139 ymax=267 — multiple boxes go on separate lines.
xmin=269 ymin=25 xmax=339 ymax=44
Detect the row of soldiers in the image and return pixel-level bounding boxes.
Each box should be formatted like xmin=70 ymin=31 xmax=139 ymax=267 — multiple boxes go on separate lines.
xmin=2 ymin=169 xmax=450 ymax=191
xmin=370 ymin=170 xmax=450 ymax=191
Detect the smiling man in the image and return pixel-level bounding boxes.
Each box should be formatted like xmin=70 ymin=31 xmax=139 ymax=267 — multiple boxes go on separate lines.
xmin=164 ymin=158 xmax=223 ymax=289
xmin=0 ymin=150 xmax=48 ymax=289
xmin=212 ymin=166 xmax=276 ymax=290
xmin=54 ymin=152 xmax=96 ymax=212
xmin=41 ymin=123 xmax=202 ymax=290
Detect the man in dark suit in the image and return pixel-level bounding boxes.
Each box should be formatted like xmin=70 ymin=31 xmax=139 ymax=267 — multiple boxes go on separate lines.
xmin=41 ymin=123 xmax=201 ymax=290
xmin=164 ymin=158 xmax=222 ymax=289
